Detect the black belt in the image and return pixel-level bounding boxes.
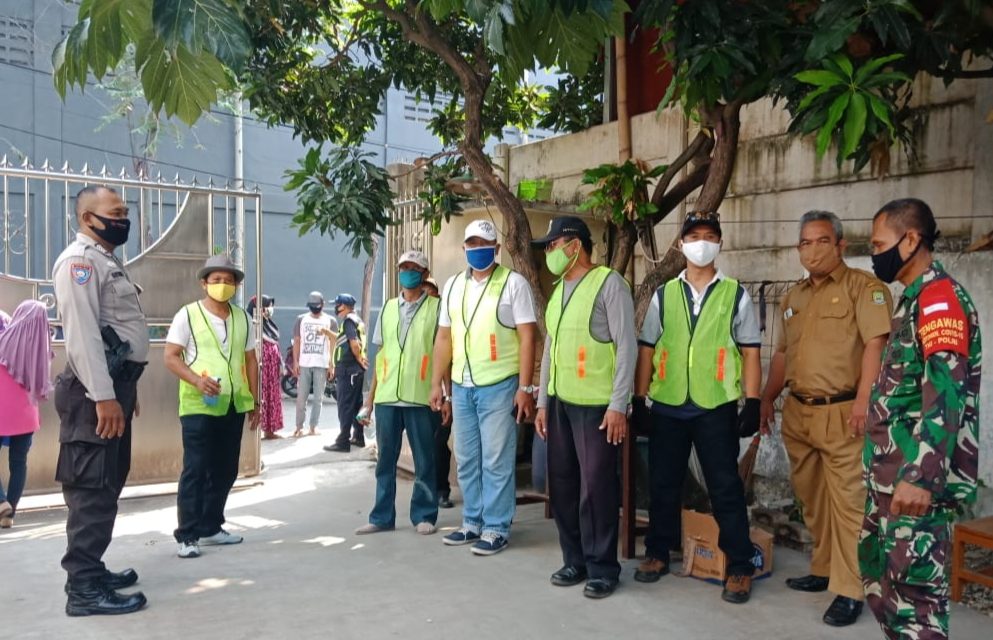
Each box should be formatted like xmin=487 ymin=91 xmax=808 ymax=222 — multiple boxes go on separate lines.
xmin=790 ymin=391 xmax=856 ymax=406
xmin=114 ymin=361 xmax=147 ymax=383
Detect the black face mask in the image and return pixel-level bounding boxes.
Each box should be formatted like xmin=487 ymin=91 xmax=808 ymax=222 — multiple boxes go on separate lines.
xmin=307 ymin=303 xmax=323 ymax=314
xmin=87 ymin=212 xmax=130 ymax=247
xmin=871 ymin=233 xmax=920 ymax=284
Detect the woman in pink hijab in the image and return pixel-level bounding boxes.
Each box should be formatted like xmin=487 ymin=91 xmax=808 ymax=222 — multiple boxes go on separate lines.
xmin=0 ymin=300 xmax=53 ymax=528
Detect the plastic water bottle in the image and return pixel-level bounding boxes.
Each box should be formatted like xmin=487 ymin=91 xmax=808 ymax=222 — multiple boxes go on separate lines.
xmin=356 ymin=406 xmax=370 ymax=424
xmin=202 ymin=372 xmax=222 ymax=407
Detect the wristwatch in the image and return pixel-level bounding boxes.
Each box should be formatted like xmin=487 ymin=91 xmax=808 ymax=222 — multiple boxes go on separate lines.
xmin=519 ymin=384 xmax=536 ymax=394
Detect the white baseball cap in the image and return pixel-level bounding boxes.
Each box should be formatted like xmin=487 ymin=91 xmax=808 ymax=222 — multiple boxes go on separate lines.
xmin=464 ymin=219 xmax=498 ymax=242
xmin=397 ymin=250 xmax=429 ymax=269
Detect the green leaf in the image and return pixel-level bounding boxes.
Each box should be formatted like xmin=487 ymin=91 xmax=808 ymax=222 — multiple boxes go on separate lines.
xmin=831 ymin=53 xmax=853 ymax=80
xmin=815 ymin=91 xmax=851 ymax=157
xmin=841 ymin=92 xmax=867 ymax=160
xmin=152 ymin=0 xmax=251 ymax=72
xmin=795 ymin=84 xmax=835 ymax=114
xmin=853 ymin=53 xmax=905 ymax=85
xmin=794 ymin=69 xmax=844 ymax=88
xmin=805 ymin=15 xmax=859 ymax=62
xmin=485 ymin=8 xmax=506 ymax=56
xmin=865 ymin=92 xmax=895 ymax=133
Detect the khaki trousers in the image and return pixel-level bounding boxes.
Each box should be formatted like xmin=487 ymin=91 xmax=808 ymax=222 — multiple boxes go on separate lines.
xmin=782 ymin=395 xmax=866 ymax=600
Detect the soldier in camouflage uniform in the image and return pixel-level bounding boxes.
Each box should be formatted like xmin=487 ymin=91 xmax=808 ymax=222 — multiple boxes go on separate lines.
xmin=859 ymin=198 xmax=982 ymax=640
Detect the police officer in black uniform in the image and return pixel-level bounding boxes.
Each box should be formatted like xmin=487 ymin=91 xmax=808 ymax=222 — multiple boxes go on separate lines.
xmin=52 ymin=185 xmax=148 ymax=616
xmin=324 ymin=293 xmax=368 ymax=452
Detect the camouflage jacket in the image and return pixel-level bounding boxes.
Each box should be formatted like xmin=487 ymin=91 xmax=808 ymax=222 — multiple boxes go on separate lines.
xmin=864 ymin=261 xmax=982 ymax=504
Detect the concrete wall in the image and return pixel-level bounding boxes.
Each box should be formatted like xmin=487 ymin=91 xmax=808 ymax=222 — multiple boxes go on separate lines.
xmin=497 ymin=74 xmax=993 ymax=492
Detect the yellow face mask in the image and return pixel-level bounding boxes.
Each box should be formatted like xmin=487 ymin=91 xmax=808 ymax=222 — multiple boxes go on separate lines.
xmin=206 ymin=283 xmax=237 ymax=303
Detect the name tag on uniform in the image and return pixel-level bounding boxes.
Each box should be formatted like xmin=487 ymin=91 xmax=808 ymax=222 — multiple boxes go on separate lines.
xmin=784 ymin=308 xmax=794 ymax=320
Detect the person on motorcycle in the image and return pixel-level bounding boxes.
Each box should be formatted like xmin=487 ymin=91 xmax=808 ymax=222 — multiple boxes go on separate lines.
xmin=292 ymin=291 xmax=337 ymax=437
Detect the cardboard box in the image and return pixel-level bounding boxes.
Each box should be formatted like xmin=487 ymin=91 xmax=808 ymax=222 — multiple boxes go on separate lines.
xmin=681 ymin=509 xmax=774 ymax=584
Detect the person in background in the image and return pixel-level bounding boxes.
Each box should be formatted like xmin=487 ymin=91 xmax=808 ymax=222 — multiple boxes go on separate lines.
xmin=430 ymin=219 xmax=538 ymax=556
xmin=0 ymin=300 xmax=53 ymax=529
xmin=248 ymin=295 xmax=284 ymax=440
xmin=324 ymin=293 xmax=368 ymax=452
xmin=861 ymin=199 xmax=982 ymax=640
xmin=164 ymin=254 xmax=259 ymax=560
xmin=632 ymin=211 xmax=762 ymax=604
xmin=0 ymin=309 xmax=10 ymax=330
xmin=532 ymin=216 xmax=636 ymax=599
xmin=53 ymin=185 xmax=148 ymax=617
xmin=355 ymin=250 xmax=441 ymax=535
xmin=423 ymin=277 xmax=455 ymax=509
xmin=292 ymin=291 xmax=337 ymax=437
xmin=760 ymin=211 xmax=892 ymax=627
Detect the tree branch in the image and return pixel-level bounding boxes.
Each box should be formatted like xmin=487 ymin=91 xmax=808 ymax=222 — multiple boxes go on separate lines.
xmin=650 ymin=130 xmax=713 ymax=208
xmin=649 ymin=161 xmax=711 ymax=225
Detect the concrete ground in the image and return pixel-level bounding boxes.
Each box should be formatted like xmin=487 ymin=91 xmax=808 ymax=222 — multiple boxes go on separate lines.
xmin=2 ymin=400 xmax=990 ymax=640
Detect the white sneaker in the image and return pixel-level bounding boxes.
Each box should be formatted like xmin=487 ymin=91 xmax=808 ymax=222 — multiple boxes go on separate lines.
xmin=178 ymin=541 xmax=201 ymax=558
xmin=200 ymin=529 xmax=243 ymax=546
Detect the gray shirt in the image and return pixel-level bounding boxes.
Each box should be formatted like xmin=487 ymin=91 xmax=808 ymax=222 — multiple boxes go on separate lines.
xmin=538 ymin=270 xmax=636 ymax=414
xmin=53 ymin=233 xmax=150 ymax=402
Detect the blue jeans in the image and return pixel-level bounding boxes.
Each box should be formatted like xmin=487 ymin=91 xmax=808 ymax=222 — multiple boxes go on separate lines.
xmin=452 ymin=376 xmax=518 ymax=538
xmin=0 ymin=433 xmax=33 ymax=515
xmin=295 ymin=366 xmax=326 ymax=428
xmin=369 ymin=405 xmax=438 ymax=528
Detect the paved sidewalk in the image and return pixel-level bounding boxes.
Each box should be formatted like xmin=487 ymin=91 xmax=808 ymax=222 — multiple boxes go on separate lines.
xmin=1 ymin=405 xmax=989 ymax=639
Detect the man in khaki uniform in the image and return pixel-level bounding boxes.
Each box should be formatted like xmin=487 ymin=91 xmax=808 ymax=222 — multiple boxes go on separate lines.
xmin=761 ymin=211 xmax=893 ymax=627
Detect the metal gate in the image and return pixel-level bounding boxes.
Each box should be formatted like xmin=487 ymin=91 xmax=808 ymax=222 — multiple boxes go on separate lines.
xmin=0 ymin=157 xmax=264 ymax=494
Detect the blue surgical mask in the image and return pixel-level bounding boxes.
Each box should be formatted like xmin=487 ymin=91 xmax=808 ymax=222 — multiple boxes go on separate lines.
xmin=398 ymin=269 xmax=423 ymax=290
xmin=465 ymin=246 xmax=496 ymax=271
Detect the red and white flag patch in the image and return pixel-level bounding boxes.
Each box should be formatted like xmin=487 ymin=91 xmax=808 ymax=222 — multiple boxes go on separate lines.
xmin=917 ymin=279 xmax=968 ymax=357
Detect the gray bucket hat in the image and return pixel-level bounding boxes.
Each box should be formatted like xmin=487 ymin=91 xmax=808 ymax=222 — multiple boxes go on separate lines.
xmin=197 ymin=254 xmax=245 ymax=283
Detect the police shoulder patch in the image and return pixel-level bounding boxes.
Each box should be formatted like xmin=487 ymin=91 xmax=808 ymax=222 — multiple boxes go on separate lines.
xmin=70 ymin=262 xmax=93 ymax=285
xmin=917 ymin=278 xmax=968 ymax=358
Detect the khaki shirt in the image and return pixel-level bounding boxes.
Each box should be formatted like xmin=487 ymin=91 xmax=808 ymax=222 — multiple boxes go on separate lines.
xmin=775 ymin=262 xmax=893 ymax=397
xmin=53 ymin=233 xmax=149 ymax=402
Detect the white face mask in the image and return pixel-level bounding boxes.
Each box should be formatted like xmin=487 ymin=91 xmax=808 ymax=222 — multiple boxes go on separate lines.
xmin=681 ymin=240 xmax=721 ymax=267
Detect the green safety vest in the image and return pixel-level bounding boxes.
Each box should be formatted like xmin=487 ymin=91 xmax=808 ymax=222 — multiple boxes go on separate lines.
xmin=178 ymin=301 xmax=256 ymax=417
xmin=374 ymin=295 xmax=440 ymax=405
xmin=448 ymin=265 xmax=519 ymax=386
xmin=335 ymin=312 xmax=367 ymax=364
xmin=546 ymin=266 xmax=618 ymax=406
xmin=648 ymin=277 xmax=742 ymax=409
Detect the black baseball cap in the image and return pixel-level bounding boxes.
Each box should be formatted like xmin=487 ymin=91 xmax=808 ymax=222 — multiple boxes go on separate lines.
xmin=680 ymin=210 xmax=722 ymax=239
xmin=531 ymin=216 xmax=592 ymax=248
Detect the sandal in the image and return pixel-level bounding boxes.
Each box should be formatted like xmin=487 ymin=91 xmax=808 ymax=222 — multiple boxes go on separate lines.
xmin=0 ymin=501 xmax=12 ymax=519
xmin=292 ymin=429 xmax=304 ymax=438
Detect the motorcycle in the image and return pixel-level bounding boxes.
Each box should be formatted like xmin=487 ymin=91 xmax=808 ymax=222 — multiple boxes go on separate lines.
xmin=281 ymin=344 xmax=337 ymax=400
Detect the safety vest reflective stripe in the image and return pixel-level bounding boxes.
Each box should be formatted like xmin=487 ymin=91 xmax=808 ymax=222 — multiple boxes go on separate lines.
xmin=178 ymin=302 xmax=255 ymax=416
xmin=448 ymin=265 xmax=519 ymax=386
xmin=648 ymin=278 xmax=742 ymax=409
xmin=335 ymin=312 xmax=367 ymax=363
xmin=546 ymin=266 xmax=617 ymax=406
xmin=374 ymin=296 xmax=439 ymax=405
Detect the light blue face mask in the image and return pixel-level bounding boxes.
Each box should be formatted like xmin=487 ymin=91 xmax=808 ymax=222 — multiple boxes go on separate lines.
xmin=465 ymin=246 xmax=496 ymax=271
xmin=398 ymin=269 xmax=423 ymax=290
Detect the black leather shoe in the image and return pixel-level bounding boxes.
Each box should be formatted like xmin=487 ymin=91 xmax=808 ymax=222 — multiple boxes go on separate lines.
xmin=785 ymin=574 xmax=830 ymax=592
xmin=438 ymin=494 xmax=455 ymax=509
xmin=66 ymin=581 xmax=147 ymax=617
xmin=64 ymin=568 xmax=139 ymax=594
xmin=323 ymin=443 xmax=350 ymax=453
xmin=583 ymin=578 xmax=618 ymax=599
xmin=823 ymin=596 xmax=863 ymax=627
xmin=550 ymin=565 xmax=588 ymax=587
xmin=350 ymin=438 xmax=366 ymax=448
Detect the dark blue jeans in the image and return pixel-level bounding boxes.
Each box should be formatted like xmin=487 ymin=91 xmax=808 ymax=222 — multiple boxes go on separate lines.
xmin=174 ymin=404 xmax=245 ymax=543
xmin=369 ymin=405 xmax=438 ymax=528
xmin=0 ymin=433 xmax=33 ymax=514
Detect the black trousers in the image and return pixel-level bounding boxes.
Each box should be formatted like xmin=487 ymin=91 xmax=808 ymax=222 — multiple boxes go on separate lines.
xmin=334 ymin=364 xmax=365 ymax=447
xmin=55 ymin=369 xmax=138 ymax=582
xmin=174 ymin=404 xmax=245 ymax=543
xmin=432 ymin=411 xmax=452 ymax=497
xmin=547 ymin=397 xmax=621 ymax=580
xmin=645 ymin=401 xmax=755 ymax=577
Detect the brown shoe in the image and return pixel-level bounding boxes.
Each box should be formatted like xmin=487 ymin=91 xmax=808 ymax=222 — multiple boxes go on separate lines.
xmin=634 ymin=556 xmax=669 ymax=583
xmin=721 ymin=574 xmax=752 ymax=604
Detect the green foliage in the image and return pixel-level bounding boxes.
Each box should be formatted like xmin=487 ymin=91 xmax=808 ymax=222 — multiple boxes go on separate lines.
xmin=284 ymin=147 xmax=396 ymax=257
xmin=631 ymin=0 xmax=993 ymax=172
xmin=793 ymin=53 xmax=909 ymax=167
xmin=417 ymin=158 xmax=472 ymax=236
xmin=538 ymin=55 xmax=605 ymax=133
xmin=579 ymin=159 xmax=667 ymax=225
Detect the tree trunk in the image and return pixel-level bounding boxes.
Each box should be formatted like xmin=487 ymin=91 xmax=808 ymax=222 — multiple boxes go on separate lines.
xmin=609 ymin=220 xmax=638 ymax=277
xmin=696 ymin=102 xmax=742 ymax=211
xmin=633 ymin=241 xmax=685 ymax=327
xmin=360 ymin=235 xmax=379 ymax=328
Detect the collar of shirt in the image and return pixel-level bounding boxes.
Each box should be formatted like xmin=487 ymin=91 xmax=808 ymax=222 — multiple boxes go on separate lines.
xmin=677 ymin=268 xmax=725 ymax=300
xmin=899 ymin=260 xmax=945 ymax=308
xmin=76 ymin=232 xmax=112 ymax=257
xmin=399 ymin=291 xmax=427 ymax=311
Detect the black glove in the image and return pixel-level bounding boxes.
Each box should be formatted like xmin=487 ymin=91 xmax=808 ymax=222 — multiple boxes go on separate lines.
xmin=737 ymin=398 xmax=762 ymax=438
xmin=630 ymin=396 xmax=651 ymax=438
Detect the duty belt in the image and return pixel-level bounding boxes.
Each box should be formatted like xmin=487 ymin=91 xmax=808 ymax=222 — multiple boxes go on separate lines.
xmin=114 ymin=360 xmax=147 ymax=383
xmin=790 ymin=390 xmax=857 ymax=406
